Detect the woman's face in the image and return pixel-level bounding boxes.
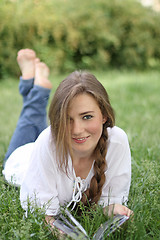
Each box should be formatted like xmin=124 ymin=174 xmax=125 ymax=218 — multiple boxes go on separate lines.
xmin=68 ymin=93 xmax=106 ymax=160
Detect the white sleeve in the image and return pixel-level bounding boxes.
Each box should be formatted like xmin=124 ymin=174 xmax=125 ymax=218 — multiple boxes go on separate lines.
xmin=99 ymin=127 xmax=131 ymax=207
xmin=20 ymin=128 xmax=60 ymax=216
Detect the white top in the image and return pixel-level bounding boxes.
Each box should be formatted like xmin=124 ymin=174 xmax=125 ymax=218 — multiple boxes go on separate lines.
xmin=3 ymin=126 xmax=131 ymax=216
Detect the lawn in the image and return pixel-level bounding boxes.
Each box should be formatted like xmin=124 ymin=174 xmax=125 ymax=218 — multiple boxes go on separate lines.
xmin=0 ymin=70 xmax=160 ymax=239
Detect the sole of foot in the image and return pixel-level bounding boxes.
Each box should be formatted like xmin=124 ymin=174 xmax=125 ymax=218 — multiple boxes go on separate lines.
xmin=17 ymin=49 xmax=38 ymax=79
xmin=34 ymin=62 xmax=52 ymax=89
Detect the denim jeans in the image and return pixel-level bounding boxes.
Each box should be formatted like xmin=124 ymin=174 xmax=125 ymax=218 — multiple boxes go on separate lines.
xmin=3 ymin=77 xmax=51 ymax=167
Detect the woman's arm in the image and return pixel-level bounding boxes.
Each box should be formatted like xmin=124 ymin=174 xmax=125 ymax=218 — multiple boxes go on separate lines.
xmin=20 ymin=128 xmax=60 ymax=215
xmin=99 ymin=127 xmax=132 ymax=213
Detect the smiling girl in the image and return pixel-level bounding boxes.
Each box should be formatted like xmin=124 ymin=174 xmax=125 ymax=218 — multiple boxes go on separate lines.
xmin=3 ymin=49 xmax=133 ymax=231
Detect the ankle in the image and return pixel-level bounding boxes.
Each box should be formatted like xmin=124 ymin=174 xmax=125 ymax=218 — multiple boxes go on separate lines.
xmin=34 ymin=78 xmax=52 ymax=90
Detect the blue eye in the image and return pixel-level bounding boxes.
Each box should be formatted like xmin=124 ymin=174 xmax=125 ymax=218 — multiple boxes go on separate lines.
xmin=83 ymin=115 xmax=93 ymax=120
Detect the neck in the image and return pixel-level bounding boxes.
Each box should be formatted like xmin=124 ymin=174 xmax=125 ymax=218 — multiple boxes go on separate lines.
xmin=72 ymin=150 xmax=95 ymax=165
xmin=73 ymin=157 xmax=94 ymax=179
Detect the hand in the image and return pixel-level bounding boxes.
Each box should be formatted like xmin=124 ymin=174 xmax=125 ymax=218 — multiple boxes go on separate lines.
xmin=45 ymin=215 xmax=66 ymax=239
xmin=105 ymin=204 xmax=133 ymax=217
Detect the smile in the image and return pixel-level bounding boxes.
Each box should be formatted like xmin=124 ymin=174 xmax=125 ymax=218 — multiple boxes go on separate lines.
xmin=72 ymin=136 xmax=89 ymax=143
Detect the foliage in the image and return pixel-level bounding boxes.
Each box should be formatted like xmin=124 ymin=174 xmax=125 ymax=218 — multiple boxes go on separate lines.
xmin=0 ymin=0 xmax=160 ymax=78
xmin=0 ymin=70 xmax=160 ymax=239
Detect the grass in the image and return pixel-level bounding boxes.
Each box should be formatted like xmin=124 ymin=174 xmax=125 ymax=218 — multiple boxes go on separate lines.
xmin=0 ymin=69 xmax=160 ymax=239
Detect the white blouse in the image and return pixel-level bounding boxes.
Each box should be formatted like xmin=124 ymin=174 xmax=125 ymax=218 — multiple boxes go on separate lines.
xmin=3 ymin=126 xmax=131 ymax=216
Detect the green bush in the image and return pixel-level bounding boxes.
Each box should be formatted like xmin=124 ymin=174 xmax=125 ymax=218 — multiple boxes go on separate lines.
xmin=0 ymin=0 xmax=160 ymax=78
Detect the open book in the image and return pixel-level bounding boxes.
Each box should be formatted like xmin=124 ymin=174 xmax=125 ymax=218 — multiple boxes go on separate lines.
xmin=53 ymin=209 xmax=129 ymax=239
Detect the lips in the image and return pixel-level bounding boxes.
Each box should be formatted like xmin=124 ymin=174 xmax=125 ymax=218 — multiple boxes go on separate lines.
xmin=72 ymin=136 xmax=89 ymax=144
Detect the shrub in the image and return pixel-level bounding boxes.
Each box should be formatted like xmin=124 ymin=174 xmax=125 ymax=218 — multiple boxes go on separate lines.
xmin=0 ymin=0 xmax=160 ymax=78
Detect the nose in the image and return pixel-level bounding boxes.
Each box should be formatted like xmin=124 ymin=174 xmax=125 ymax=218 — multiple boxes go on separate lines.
xmin=71 ymin=119 xmax=84 ymax=136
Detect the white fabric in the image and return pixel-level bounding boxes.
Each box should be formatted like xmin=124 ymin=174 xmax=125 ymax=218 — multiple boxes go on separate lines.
xmin=2 ymin=143 xmax=34 ymax=187
xmin=67 ymin=177 xmax=88 ymax=210
xmin=3 ymin=126 xmax=131 ymax=216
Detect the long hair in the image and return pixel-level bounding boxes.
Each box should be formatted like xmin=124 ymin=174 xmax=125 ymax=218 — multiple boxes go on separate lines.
xmin=49 ymin=70 xmax=115 ymax=206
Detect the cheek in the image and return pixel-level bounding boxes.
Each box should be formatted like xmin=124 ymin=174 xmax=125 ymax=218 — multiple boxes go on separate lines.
xmin=88 ymin=120 xmax=103 ymax=136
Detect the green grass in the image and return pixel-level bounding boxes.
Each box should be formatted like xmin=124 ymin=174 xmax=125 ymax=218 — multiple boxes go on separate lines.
xmin=0 ymin=70 xmax=160 ymax=239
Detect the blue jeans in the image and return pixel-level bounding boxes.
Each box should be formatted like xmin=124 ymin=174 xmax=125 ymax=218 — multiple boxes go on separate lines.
xmin=3 ymin=77 xmax=51 ymax=167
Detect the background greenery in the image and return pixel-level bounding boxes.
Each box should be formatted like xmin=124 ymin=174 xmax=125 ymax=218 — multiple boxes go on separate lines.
xmin=0 ymin=70 xmax=160 ymax=239
xmin=0 ymin=0 xmax=160 ymax=78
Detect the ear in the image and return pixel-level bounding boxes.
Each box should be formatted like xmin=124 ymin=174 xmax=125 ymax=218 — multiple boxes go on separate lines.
xmin=102 ymin=116 xmax=107 ymax=124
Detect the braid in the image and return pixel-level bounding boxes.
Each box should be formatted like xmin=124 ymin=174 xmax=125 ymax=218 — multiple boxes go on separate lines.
xmin=81 ymin=126 xmax=108 ymax=206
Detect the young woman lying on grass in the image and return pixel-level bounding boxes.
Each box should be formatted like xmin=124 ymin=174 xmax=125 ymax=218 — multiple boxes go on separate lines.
xmin=2 ymin=49 xmax=133 ymax=234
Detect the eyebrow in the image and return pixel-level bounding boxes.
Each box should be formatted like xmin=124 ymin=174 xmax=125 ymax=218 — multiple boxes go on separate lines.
xmin=79 ymin=111 xmax=94 ymax=116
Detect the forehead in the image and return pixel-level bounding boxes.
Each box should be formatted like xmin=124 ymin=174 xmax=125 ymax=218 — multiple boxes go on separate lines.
xmin=68 ymin=93 xmax=100 ymax=114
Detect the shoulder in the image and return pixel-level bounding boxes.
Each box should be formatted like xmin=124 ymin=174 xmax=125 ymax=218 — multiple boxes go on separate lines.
xmin=107 ymin=126 xmax=129 ymax=146
xmin=36 ymin=126 xmax=52 ymax=141
xmin=35 ymin=126 xmax=55 ymax=148
xmin=34 ymin=125 xmax=56 ymax=155
xmin=107 ymin=126 xmax=128 ymax=142
xmin=106 ymin=126 xmax=131 ymax=168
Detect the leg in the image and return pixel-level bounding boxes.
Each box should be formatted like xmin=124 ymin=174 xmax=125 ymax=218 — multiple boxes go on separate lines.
xmin=3 ymin=49 xmax=52 ymax=166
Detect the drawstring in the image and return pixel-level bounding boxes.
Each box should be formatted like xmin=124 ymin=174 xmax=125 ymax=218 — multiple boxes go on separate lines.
xmin=67 ymin=177 xmax=86 ymax=211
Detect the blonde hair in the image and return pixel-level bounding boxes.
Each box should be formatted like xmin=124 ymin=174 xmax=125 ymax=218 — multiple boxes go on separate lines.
xmin=49 ymin=70 xmax=115 ymax=205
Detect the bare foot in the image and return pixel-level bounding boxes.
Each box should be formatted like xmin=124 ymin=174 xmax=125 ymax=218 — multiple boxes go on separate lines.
xmin=34 ymin=62 xmax=52 ymax=89
xmin=17 ymin=49 xmax=38 ymax=79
